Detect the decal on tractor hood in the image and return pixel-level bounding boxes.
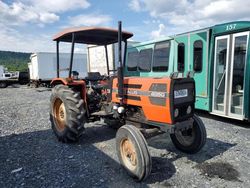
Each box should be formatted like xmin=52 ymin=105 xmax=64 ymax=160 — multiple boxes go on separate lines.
xmin=174 ymin=89 xmax=188 ymax=99
xmin=112 ymin=88 xmax=168 ymax=98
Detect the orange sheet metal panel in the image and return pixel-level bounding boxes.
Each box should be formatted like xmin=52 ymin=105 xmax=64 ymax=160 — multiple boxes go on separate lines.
xmin=112 ymin=77 xmax=173 ymax=124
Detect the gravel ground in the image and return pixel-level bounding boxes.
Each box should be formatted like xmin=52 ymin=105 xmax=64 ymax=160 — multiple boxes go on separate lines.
xmin=0 ymin=85 xmax=250 ymax=188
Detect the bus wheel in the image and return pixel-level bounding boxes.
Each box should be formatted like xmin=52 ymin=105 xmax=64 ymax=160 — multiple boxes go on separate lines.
xmin=50 ymin=84 xmax=86 ymax=143
xmin=116 ymin=125 xmax=152 ymax=181
xmin=170 ymin=115 xmax=207 ymax=154
xmin=0 ymin=82 xmax=7 ymax=88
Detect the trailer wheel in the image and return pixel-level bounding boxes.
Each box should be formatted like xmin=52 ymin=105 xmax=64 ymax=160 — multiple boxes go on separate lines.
xmin=0 ymin=82 xmax=7 ymax=88
xmin=170 ymin=115 xmax=206 ymax=154
xmin=116 ymin=125 xmax=152 ymax=181
xmin=50 ymin=84 xmax=86 ymax=143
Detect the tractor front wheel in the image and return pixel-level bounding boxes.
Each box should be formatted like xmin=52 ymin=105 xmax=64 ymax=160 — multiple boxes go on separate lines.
xmin=116 ymin=125 xmax=152 ymax=181
xmin=50 ymin=84 xmax=86 ymax=143
xmin=170 ymin=114 xmax=206 ymax=154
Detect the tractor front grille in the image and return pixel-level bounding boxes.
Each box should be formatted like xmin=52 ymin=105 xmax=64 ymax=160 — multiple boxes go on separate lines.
xmin=171 ymin=78 xmax=195 ymax=123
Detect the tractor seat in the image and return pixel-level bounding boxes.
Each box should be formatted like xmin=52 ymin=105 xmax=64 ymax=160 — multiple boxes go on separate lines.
xmin=85 ymin=72 xmax=103 ymax=82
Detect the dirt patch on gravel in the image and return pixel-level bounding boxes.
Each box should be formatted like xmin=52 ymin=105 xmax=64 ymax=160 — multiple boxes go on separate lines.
xmin=196 ymin=162 xmax=241 ymax=182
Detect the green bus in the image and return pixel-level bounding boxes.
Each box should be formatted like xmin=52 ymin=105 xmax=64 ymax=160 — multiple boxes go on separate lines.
xmin=125 ymin=21 xmax=250 ymax=121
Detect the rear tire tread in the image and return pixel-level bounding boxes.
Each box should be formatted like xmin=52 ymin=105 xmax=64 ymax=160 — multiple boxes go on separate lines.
xmin=50 ymin=84 xmax=86 ymax=143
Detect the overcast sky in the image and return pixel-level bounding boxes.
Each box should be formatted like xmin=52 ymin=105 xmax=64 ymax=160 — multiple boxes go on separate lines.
xmin=0 ymin=0 xmax=250 ymax=53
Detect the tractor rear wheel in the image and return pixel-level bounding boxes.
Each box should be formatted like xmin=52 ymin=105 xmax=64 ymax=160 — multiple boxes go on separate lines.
xmin=170 ymin=114 xmax=206 ymax=154
xmin=116 ymin=125 xmax=152 ymax=181
xmin=50 ymin=84 xmax=86 ymax=143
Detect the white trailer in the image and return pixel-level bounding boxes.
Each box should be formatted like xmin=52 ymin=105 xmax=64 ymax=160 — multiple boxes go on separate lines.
xmin=87 ymin=42 xmax=138 ymax=75
xmin=28 ymin=52 xmax=87 ymax=87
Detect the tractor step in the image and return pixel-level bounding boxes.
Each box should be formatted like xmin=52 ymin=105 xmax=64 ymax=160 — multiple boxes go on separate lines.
xmin=91 ymin=111 xmax=113 ymax=117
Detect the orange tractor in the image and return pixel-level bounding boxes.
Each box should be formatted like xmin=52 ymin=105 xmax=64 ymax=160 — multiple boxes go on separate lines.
xmin=50 ymin=22 xmax=207 ymax=181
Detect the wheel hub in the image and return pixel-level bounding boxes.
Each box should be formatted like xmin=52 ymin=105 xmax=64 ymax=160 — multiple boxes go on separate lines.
xmin=53 ymin=98 xmax=66 ymax=132
xmin=120 ymin=138 xmax=137 ymax=170
xmin=59 ymin=104 xmax=65 ymax=121
xmin=175 ymin=128 xmax=195 ymax=146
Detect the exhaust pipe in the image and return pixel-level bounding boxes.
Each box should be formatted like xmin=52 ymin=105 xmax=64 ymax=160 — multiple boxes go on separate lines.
xmin=117 ymin=21 xmax=124 ymax=105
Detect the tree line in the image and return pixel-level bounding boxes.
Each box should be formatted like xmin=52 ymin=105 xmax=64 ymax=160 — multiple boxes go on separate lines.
xmin=0 ymin=51 xmax=31 ymax=72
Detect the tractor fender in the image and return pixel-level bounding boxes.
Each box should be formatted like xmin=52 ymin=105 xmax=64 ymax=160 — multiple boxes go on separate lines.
xmin=51 ymin=78 xmax=69 ymax=86
xmin=51 ymin=78 xmax=88 ymax=114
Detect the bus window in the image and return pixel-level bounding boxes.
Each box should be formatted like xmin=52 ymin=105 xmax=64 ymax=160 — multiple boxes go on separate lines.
xmin=138 ymin=49 xmax=152 ymax=72
xmin=177 ymin=43 xmax=185 ymax=72
xmin=193 ymin=40 xmax=203 ymax=72
xmin=153 ymin=41 xmax=170 ymax=72
xmin=127 ymin=51 xmax=138 ymax=71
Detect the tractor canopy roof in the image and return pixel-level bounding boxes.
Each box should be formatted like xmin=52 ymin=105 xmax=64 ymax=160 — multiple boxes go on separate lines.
xmin=53 ymin=27 xmax=133 ymax=45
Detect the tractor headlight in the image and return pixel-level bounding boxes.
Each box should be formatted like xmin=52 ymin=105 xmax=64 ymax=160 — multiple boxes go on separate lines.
xmin=186 ymin=105 xmax=192 ymax=114
xmin=118 ymin=106 xmax=125 ymax=114
xmin=174 ymin=108 xmax=179 ymax=118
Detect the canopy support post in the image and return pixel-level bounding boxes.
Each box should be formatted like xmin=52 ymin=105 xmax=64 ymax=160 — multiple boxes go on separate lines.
xmin=105 ymin=45 xmax=110 ymax=75
xmin=56 ymin=41 xmax=60 ymax=78
xmin=69 ymin=33 xmax=75 ymax=78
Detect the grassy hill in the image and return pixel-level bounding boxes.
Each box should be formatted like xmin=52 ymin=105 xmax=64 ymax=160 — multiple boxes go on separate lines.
xmin=0 ymin=51 xmax=31 ymax=71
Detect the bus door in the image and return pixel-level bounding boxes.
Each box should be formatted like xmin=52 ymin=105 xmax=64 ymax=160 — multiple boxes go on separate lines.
xmin=190 ymin=31 xmax=209 ymax=110
xmin=212 ymin=31 xmax=249 ymax=119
